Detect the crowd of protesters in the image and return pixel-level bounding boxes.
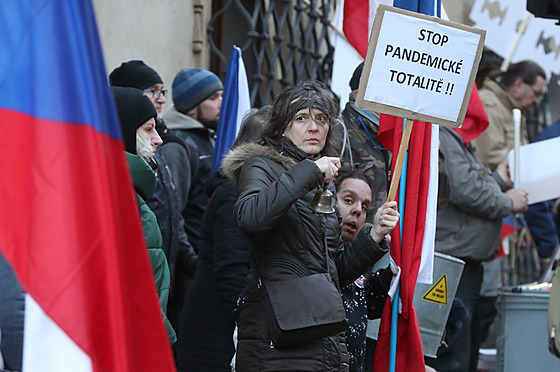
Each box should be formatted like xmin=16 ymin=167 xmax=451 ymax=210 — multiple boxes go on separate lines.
xmin=1 ymin=52 xmax=558 ymax=372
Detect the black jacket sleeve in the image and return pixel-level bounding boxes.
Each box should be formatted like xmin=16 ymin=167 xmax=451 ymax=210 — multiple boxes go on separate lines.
xmin=212 ymin=182 xmax=252 ymax=321
xmin=235 ymin=157 xmax=323 ymax=233
xmin=365 ymin=266 xmax=393 ymax=319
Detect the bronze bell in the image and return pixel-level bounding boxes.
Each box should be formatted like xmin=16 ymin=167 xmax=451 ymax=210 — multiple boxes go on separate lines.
xmin=308 ymin=185 xmax=335 ymax=214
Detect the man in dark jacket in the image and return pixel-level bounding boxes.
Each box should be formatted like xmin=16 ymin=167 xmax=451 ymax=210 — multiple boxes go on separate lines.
xmin=162 ymin=68 xmax=223 ymax=253
xmin=426 ymin=124 xmax=529 ymax=372
xmin=332 ymin=62 xmax=391 ymax=223
xmin=335 ymin=166 xmax=394 ymax=372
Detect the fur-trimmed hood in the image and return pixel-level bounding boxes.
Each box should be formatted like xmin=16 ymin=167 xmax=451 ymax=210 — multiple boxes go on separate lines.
xmin=221 ymin=142 xmax=297 ymax=183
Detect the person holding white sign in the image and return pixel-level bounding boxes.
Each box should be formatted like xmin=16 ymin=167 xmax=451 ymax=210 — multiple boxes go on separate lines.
xmin=470 ymin=59 xmax=546 ymax=357
xmin=427 ymin=122 xmax=529 ymax=372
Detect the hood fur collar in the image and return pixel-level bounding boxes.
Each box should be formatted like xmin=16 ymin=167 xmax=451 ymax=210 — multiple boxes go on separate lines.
xmin=221 ymin=142 xmax=297 ymax=183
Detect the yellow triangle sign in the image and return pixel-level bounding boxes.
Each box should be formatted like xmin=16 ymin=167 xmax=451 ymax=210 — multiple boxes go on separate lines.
xmin=422 ymin=274 xmax=448 ymax=305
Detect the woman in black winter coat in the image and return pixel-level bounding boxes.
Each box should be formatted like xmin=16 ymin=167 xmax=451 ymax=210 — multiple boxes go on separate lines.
xmin=221 ymin=81 xmax=399 ymax=372
xmin=176 ymin=107 xmax=270 ymax=372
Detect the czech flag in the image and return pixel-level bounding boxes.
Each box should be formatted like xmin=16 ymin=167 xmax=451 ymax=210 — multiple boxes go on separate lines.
xmin=374 ymin=1 xmax=441 ymax=371
xmin=498 ymin=213 xmax=526 ymax=257
xmin=212 ymin=45 xmax=251 ymax=172
xmin=0 ymin=1 xmax=175 ymax=371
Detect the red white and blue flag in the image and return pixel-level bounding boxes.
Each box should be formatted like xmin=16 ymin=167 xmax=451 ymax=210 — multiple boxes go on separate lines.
xmin=212 ymin=45 xmax=251 ymax=172
xmin=498 ymin=213 xmax=526 ymax=257
xmin=0 ymin=1 xmax=176 ymax=371
xmin=374 ymin=2 xmax=441 ymax=370
xmin=332 ymin=0 xmax=441 ymax=371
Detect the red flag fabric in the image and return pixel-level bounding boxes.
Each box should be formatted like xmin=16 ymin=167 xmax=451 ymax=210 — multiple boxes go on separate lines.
xmin=343 ymin=0 xmax=372 ymax=58
xmin=451 ymin=85 xmax=489 ymax=145
xmin=374 ymin=116 xmax=432 ymax=371
xmin=342 ymin=1 xmax=395 ymax=59
xmin=0 ymin=1 xmax=175 ymax=371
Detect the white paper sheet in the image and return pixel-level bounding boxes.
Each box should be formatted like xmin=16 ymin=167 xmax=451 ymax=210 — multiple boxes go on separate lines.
xmin=508 ymin=137 xmax=560 ymax=204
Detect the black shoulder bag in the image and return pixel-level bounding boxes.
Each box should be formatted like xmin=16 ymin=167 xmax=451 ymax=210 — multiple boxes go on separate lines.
xmin=255 ymin=237 xmax=347 ymax=348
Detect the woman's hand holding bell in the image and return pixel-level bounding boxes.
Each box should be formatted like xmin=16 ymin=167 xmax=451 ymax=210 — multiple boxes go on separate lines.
xmin=314 ymin=157 xmax=341 ymax=183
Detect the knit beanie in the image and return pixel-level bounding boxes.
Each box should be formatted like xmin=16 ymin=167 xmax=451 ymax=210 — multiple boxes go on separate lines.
xmin=111 ymin=86 xmax=157 ymax=154
xmin=109 ymin=60 xmax=163 ymax=90
xmin=349 ymin=61 xmax=365 ymax=91
xmin=172 ymin=68 xmax=223 ymax=113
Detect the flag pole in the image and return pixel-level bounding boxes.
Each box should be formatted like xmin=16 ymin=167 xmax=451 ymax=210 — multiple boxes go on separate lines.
xmin=512 ymin=109 xmax=521 ymax=187
xmin=387 ymin=119 xmax=414 ymax=201
xmin=388 ymin=118 xmax=412 ymax=371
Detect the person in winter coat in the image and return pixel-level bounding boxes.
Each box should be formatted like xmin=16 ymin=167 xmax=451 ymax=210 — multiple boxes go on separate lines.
xmin=111 ymin=86 xmax=176 ymax=344
xmin=472 ymin=60 xmax=546 ymax=171
xmin=221 ymin=81 xmax=399 ymax=372
xmin=176 ymin=106 xmax=270 ymax=372
xmin=162 ymin=68 xmax=224 ymax=254
xmin=109 ymin=60 xmax=198 ymax=333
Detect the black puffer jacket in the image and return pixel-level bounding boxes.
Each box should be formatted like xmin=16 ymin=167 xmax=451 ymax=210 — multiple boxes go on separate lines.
xmin=222 ymin=141 xmax=388 ymax=372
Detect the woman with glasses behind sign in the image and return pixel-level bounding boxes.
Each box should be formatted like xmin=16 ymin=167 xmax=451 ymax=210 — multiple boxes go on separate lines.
xmin=222 ymin=81 xmax=399 ymax=371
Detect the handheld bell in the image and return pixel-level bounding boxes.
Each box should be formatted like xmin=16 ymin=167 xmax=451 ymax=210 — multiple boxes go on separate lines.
xmin=308 ymin=184 xmax=335 ymax=214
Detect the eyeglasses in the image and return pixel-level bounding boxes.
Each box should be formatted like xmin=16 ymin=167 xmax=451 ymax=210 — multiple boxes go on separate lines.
xmin=292 ymin=113 xmax=329 ymax=128
xmin=143 ymin=89 xmax=167 ymax=100
xmin=525 ymin=83 xmax=545 ymax=100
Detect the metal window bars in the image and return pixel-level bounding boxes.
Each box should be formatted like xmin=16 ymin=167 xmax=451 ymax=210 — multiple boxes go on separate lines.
xmin=209 ymin=0 xmax=337 ymax=108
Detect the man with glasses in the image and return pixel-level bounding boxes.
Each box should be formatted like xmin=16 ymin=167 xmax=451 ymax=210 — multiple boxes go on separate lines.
xmin=110 ymin=60 xmax=168 ymax=115
xmin=472 ymin=59 xmax=546 ymax=170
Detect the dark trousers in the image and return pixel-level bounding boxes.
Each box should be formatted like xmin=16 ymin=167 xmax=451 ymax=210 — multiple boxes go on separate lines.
xmin=426 ymin=260 xmax=483 ymax=372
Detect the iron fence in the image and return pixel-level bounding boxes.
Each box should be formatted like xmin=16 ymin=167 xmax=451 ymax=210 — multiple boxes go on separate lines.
xmin=209 ymin=0 xmax=337 ymax=108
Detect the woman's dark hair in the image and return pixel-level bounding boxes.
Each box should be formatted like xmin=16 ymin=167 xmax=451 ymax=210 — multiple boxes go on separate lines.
xmin=334 ymin=165 xmax=375 ymax=194
xmin=261 ymin=80 xmax=339 ymax=156
xmin=232 ymin=105 xmax=271 ymax=148
xmin=497 ymin=60 xmax=546 ymax=87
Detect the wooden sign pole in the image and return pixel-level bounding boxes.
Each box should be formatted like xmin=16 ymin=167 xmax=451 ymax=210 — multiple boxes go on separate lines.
xmin=387 ymin=119 xmax=414 ymax=202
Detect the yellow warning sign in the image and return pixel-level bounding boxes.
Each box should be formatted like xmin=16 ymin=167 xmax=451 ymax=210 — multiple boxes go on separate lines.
xmin=422 ymin=274 xmax=448 ymax=305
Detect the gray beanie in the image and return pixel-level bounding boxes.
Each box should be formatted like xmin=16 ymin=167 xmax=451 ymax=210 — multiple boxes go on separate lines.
xmin=172 ymin=68 xmax=223 ymax=113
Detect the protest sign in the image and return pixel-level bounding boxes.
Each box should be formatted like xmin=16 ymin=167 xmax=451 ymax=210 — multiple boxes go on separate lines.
xmin=508 ymin=137 xmax=560 ymax=204
xmin=470 ymin=0 xmax=560 ymax=80
xmin=355 ymin=5 xmax=486 ymax=127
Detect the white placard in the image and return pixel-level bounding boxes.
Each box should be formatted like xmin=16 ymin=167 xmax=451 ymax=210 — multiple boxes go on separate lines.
xmin=508 ymin=136 xmax=560 ymax=204
xmin=356 ymin=5 xmax=485 ymax=127
xmin=470 ymin=0 xmax=560 ymax=80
